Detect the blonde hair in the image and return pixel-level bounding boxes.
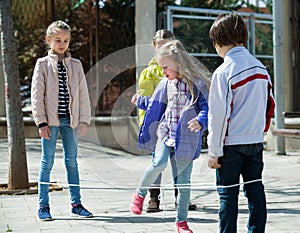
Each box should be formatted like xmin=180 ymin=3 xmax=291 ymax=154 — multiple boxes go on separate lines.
xmin=46 ymin=20 xmax=71 ymax=36
xmin=156 ymin=40 xmax=211 ymax=104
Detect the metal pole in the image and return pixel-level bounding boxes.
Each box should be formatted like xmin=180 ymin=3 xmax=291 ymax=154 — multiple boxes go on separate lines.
xmin=166 ymin=6 xmax=172 ymax=32
xmin=273 ymin=0 xmax=286 ymax=154
xmin=248 ymin=14 xmax=255 ymax=55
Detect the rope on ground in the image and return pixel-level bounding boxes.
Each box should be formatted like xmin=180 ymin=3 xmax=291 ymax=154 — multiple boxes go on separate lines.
xmin=38 ymin=178 xmax=263 ymax=190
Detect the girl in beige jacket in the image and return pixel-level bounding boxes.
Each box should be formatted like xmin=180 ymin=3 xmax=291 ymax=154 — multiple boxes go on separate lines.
xmin=31 ymin=20 xmax=92 ymax=221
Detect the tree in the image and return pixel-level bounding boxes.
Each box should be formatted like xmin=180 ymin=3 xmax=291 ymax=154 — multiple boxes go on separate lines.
xmin=0 ymin=0 xmax=29 ymax=190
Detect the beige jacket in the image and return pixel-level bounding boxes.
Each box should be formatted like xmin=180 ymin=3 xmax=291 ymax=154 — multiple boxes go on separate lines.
xmin=31 ymin=51 xmax=91 ymax=128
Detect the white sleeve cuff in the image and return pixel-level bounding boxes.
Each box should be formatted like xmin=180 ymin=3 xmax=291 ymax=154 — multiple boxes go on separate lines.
xmin=208 ymin=147 xmax=224 ymax=157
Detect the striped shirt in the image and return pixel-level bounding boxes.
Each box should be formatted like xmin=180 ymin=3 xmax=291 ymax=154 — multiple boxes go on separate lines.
xmin=57 ymin=61 xmax=70 ymax=117
xmin=157 ymin=78 xmax=188 ymax=147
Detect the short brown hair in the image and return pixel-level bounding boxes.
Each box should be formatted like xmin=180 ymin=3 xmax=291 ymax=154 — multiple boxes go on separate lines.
xmin=209 ymin=12 xmax=248 ymax=47
xmin=152 ymin=29 xmax=175 ymax=47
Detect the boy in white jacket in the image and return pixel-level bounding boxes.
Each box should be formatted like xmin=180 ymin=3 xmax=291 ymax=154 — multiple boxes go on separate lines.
xmin=207 ymin=12 xmax=275 ymax=233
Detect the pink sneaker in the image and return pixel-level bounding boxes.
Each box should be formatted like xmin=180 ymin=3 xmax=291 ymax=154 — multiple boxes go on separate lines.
xmin=129 ymin=192 xmax=145 ymax=215
xmin=176 ymin=221 xmax=193 ymax=233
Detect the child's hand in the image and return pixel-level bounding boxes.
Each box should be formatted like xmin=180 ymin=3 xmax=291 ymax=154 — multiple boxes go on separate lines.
xmin=131 ymin=93 xmax=139 ymax=105
xmin=39 ymin=126 xmax=51 ymax=140
xmin=208 ymin=156 xmax=221 ymax=169
xmin=78 ymin=122 xmax=88 ymax=137
xmin=187 ymin=118 xmax=202 ymax=132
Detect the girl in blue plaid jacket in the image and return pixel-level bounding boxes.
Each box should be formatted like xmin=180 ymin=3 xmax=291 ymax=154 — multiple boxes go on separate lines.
xmin=130 ymin=40 xmax=210 ymax=233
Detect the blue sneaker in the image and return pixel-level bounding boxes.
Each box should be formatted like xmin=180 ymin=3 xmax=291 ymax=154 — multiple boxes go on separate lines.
xmin=38 ymin=206 xmax=52 ymax=221
xmin=71 ymin=204 xmax=93 ymax=218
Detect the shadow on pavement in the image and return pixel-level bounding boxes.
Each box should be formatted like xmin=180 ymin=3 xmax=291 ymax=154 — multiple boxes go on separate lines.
xmin=52 ymin=215 xmax=218 ymax=224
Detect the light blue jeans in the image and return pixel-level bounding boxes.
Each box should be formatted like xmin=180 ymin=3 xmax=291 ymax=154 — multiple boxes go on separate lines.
xmin=150 ymin=149 xmax=178 ymax=187
xmin=38 ymin=117 xmax=81 ymax=207
xmin=137 ymin=139 xmax=193 ymax=222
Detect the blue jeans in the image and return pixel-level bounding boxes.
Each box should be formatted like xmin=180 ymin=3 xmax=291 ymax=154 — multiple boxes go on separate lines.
xmin=151 ymin=149 xmax=178 ymax=187
xmin=137 ymin=139 xmax=193 ymax=222
xmin=38 ymin=117 xmax=81 ymax=207
xmin=216 ymin=143 xmax=266 ymax=233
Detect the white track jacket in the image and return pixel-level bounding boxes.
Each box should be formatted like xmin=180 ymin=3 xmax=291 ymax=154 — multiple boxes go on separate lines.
xmin=207 ymin=46 xmax=275 ymax=157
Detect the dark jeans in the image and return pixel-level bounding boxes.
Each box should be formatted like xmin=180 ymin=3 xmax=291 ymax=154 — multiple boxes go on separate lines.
xmin=216 ymin=143 xmax=266 ymax=233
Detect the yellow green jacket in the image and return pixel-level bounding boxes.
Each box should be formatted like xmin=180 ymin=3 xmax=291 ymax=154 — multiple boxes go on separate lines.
xmin=137 ymin=57 xmax=164 ymax=125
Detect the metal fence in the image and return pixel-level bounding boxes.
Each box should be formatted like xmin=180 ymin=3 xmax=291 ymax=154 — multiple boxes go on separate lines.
xmin=158 ymin=6 xmax=273 ymax=77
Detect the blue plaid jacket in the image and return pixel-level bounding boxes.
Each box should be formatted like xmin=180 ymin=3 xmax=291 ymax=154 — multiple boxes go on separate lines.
xmin=137 ymin=78 xmax=209 ymax=160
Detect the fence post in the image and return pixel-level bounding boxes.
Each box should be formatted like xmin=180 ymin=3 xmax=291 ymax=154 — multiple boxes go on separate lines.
xmin=166 ymin=6 xmax=172 ymax=32
xmin=248 ymin=14 xmax=256 ymax=55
